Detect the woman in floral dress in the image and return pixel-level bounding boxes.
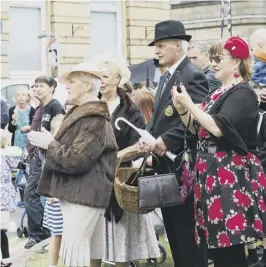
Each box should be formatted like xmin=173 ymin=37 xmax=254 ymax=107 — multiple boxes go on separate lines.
xmin=172 ymin=36 xmax=266 ymax=267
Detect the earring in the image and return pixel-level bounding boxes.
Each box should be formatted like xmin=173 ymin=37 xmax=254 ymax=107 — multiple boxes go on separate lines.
xmin=234 ymin=70 xmax=240 ymax=78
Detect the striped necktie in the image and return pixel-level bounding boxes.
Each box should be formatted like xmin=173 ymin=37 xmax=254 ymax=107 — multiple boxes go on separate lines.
xmin=160 ymin=71 xmax=171 ymax=97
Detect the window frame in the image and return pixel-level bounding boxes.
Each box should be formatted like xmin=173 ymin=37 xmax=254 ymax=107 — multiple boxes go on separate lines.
xmin=90 ymin=1 xmax=122 ymax=58
xmin=9 ymin=1 xmax=46 ymax=79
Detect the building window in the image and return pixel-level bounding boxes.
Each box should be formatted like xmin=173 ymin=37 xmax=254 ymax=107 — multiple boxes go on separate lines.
xmin=10 ymin=7 xmax=42 ymax=71
xmin=90 ymin=11 xmax=118 ymax=57
xmin=9 ymin=1 xmax=46 ymax=78
xmin=90 ymin=1 xmax=122 ymax=58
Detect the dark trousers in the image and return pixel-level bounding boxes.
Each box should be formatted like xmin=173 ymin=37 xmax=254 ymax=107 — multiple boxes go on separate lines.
xmin=24 ymin=158 xmax=50 ymax=242
xmin=209 ymin=244 xmax=248 ymax=267
xmin=1 ymin=230 xmax=10 ymax=259
xmin=161 ymin=196 xmax=207 ymax=267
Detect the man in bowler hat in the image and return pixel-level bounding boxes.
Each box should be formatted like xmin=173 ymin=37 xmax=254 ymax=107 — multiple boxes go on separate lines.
xmin=146 ymin=20 xmax=209 ymax=267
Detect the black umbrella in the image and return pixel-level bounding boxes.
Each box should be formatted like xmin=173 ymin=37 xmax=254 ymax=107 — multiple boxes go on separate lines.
xmin=129 ymin=59 xmax=161 ymax=86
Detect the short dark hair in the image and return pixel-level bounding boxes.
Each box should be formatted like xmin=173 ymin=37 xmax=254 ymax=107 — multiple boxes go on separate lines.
xmin=35 ymin=76 xmax=57 ymax=92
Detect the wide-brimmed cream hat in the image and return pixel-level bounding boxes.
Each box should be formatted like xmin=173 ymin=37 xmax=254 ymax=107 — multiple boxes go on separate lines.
xmin=93 ymin=55 xmax=131 ymax=87
xmin=58 ymin=62 xmax=103 ymax=84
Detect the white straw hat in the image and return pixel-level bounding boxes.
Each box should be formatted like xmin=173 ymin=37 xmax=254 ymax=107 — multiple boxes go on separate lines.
xmin=58 ymin=62 xmax=103 ymax=84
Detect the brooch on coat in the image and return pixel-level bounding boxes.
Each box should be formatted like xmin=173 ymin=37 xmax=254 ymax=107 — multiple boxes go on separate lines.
xmin=165 ymin=105 xmax=173 ymax=117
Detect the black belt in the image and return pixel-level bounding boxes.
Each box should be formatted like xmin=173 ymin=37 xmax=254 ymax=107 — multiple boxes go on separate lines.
xmin=197 ymin=139 xmax=217 ymax=154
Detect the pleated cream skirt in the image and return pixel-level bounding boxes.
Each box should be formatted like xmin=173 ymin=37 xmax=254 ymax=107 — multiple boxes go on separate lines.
xmin=59 ymin=200 xmax=104 ymax=267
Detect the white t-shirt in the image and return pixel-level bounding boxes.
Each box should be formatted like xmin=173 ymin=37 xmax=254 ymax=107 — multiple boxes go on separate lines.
xmin=108 ymin=97 xmax=120 ymax=116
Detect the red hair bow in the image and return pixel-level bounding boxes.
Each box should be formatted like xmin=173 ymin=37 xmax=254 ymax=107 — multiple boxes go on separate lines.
xmin=224 ymin=37 xmax=249 ymax=60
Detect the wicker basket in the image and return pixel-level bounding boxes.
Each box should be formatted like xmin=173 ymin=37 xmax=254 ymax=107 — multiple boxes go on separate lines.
xmin=114 ymin=151 xmax=151 ymax=214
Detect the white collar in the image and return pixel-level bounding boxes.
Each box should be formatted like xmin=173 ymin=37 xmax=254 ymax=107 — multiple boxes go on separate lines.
xmin=168 ymin=54 xmax=187 ymax=76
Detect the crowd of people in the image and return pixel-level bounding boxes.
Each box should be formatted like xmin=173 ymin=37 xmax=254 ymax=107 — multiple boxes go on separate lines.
xmin=1 ymin=19 xmax=266 ymax=267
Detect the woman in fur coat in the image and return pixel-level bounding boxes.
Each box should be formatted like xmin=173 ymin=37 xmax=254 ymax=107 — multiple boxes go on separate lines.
xmin=28 ymin=62 xmax=118 ymax=267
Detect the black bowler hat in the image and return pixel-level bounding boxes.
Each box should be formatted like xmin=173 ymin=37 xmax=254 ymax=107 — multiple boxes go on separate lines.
xmin=148 ymin=20 xmax=192 ymax=46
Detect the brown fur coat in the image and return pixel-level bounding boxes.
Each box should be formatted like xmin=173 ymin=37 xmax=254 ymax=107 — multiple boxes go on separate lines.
xmin=37 ymin=101 xmax=118 ymax=208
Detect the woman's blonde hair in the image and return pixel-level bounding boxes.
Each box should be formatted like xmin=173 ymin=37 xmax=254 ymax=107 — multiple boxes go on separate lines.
xmin=131 ymin=88 xmax=155 ymax=123
xmin=95 ymin=59 xmax=131 ymax=87
xmin=12 ymin=88 xmax=31 ymax=103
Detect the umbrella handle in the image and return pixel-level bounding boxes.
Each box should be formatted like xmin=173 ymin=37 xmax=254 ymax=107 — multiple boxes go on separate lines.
xmin=115 ymin=117 xmax=140 ymax=134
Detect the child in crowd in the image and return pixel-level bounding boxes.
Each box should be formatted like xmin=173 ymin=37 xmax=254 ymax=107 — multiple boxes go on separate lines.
xmin=0 ymin=130 xmax=22 ymax=267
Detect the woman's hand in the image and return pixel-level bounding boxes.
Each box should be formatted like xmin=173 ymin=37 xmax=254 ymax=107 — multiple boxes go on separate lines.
xmin=20 ymin=126 xmax=31 ymax=133
xmin=28 ymin=128 xmax=55 ymax=149
xmin=118 ymin=143 xmax=145 ymax=163
xmin=12 ymin=112 xmax=17 ymax=121
xmin=49 ymin=198 xmax=56 ymax=204
xmin=171 ymin=83 xmax=194 ymax=111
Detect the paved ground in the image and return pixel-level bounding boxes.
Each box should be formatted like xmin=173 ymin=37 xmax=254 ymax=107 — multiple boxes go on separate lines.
xmin=8 ymin=194 xmax=29 ymax=262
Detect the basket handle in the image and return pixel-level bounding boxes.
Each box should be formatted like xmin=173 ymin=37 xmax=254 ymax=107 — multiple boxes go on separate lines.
xmin=115 ymin=150 xmax=145 ymax=175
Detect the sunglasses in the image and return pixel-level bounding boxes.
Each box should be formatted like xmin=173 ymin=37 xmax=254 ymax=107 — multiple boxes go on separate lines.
xmin=209 ymin=55 xmax=223 ymax=64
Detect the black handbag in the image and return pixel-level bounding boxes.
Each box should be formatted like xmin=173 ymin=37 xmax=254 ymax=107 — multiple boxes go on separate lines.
xmin=138 ymin=116 xmax=193 ymax=211
xmin=138 ymin=171 xmax=181 ymax=210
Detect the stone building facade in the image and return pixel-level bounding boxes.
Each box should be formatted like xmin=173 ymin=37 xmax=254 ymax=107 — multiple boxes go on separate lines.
xmin=1 ymin=0 xmax=265 ymax=87
xmin=0 ymin=0 xmax=170 ymax=86
xmin=170 ymin=0 xmax=266 ymax=44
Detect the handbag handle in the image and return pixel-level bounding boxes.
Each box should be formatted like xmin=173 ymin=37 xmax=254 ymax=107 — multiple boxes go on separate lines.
xmin=137 ymin=152 xmax=161 ymax=176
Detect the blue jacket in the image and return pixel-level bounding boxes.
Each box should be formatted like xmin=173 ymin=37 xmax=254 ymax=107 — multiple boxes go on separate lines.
xmin=252 ymin=56 xmax=266 ymax=85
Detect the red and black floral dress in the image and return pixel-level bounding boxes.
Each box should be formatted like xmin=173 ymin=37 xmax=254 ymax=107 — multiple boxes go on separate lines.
xmin=194 ymin=82 xmax=266 ymax=249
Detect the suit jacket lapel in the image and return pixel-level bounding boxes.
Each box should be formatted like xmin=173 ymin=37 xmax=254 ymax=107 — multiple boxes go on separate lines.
xmin=154 ymin=56 xmax=191 ymax=120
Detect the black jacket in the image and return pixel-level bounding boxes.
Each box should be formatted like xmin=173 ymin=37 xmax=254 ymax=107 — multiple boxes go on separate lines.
xmin=147 ymin=56 xmax=209 ymax=174
xmin=111 ymin=88 xmax=145 ymax=151
xmin=258 ymin=109 xmax=266 ymax=174
xmin=103 ymin=87 xmax=146 ymax=222
xmin=8 ymin=105 xmax=35 ymax=146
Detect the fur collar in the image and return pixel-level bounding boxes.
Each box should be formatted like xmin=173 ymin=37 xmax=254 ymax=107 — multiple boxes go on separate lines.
xmin=55 ymin=101 xmax=110 ymax=140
